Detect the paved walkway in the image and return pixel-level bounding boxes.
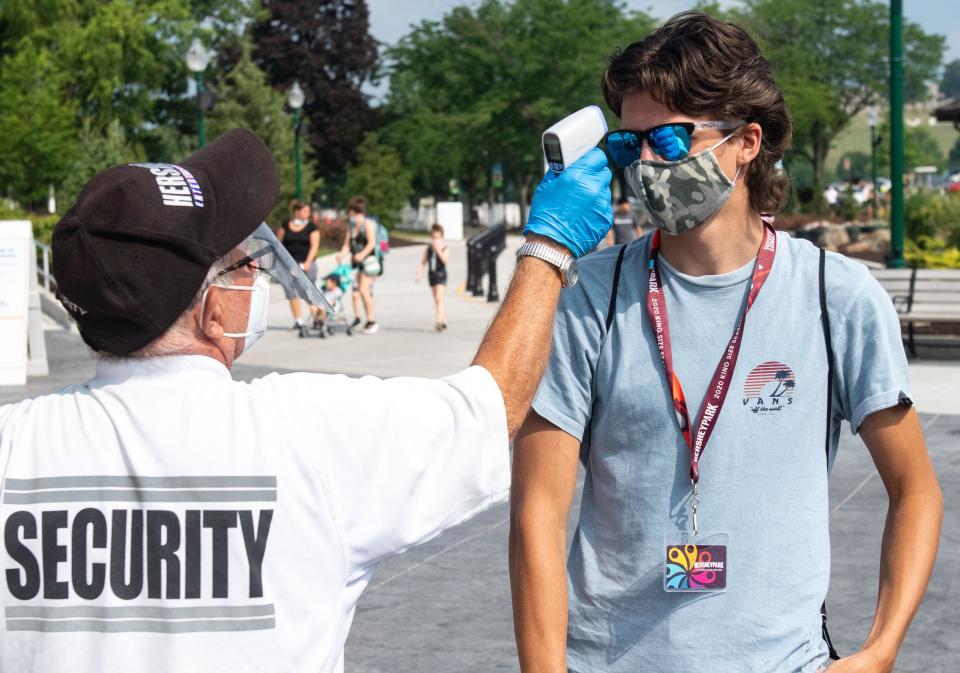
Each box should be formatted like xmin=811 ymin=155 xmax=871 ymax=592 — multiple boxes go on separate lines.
xmin=1 ymin=237 xmax=957 ymax=671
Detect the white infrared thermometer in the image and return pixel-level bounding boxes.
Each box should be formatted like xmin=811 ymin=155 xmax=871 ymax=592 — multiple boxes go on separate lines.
xmin=542 ymin=105 xmax=608 ymax=173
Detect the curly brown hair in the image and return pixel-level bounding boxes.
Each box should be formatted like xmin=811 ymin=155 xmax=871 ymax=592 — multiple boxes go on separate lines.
xmin=601 ymin=11 xmax=792 ymax=215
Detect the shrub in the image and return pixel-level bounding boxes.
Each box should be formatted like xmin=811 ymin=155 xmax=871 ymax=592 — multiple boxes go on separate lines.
xmin=905 ymin=236 xmax=960 ymax=269
xmin=905 ymin=191 xmax=960 ymax=241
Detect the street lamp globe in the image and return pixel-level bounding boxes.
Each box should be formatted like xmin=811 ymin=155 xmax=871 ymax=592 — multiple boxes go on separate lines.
xmin=186 ymin=38 xmax=211 ymax=73
xmin=288 ymin=82 xmax=305 ymax=110
xmin=867 ymin=106 xmax=879 ymax=128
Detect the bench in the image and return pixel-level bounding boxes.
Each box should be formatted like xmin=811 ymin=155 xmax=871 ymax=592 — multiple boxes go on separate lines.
xmin=870 ymin=268 xmax=960 ymax=356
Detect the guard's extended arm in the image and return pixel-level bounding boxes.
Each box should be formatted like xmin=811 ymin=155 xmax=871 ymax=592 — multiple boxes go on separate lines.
xmin=473 ymin=148 xmax=611 ymax=436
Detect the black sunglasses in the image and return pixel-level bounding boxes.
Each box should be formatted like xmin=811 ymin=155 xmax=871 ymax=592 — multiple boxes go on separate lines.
xmin=604 ymin=121 xmax=741 ymax=165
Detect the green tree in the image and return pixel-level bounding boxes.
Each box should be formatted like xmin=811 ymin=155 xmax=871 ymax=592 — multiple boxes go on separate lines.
xmin=206 ymin=42 xmax=320 ymax=226
xmin=383 ymin=0 xmax=654 ymax=218
xmin=0 ymin=0 xmax=259 ymax=205
xmin=0 ymin=0 xmax=194 ymax=137
xmin=58 ymin=119 xmax=143 ymax=209
xmin=942 ymin=59 xmax=960 ymax=99
xmin=0 ymin=42 xmax=77 ymax=205
xmin=949 ymin=137 xmax=960 ymax=169
xmin=340 ymin=132 xmax=413 ymax=228
xmin=877 ymin=124 xmax=945 ymax=173
xmin=252 ymin=0 xmax=378 ymax=180
xmin=733 ymin=0 xmax=944 ymax=212
xmin=835 ymin=151 xmax=871 ymax=181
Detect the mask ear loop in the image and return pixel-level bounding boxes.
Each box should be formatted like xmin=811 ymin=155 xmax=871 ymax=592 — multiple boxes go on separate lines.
xmin=707 ymin=130 xmax=745 ymax=187
xmin=197 ymin=283 xmax=257 ymax=339
xmin=730 ymin=164 xmax=743 ymax=188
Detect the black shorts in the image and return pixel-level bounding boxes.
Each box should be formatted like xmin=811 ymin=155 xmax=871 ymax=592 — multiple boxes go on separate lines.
xmin=428 ymin=271 xmax=447 ymax=287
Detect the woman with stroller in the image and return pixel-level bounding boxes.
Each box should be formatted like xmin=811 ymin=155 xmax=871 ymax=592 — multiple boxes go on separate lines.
xmin=276 ymin=199 xmax=320 ymax=329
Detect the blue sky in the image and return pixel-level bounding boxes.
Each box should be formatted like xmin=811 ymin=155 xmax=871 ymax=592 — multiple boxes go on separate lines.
xmin=367 ymin=0 xmax=958 ymax=67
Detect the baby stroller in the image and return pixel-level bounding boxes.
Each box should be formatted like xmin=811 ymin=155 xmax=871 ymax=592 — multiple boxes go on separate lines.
xmin=299 ymin=264 xmax=354 ymax=338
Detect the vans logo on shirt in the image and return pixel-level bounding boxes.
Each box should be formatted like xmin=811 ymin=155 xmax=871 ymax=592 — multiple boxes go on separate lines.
xmin=742 ymin=361 xmax=796 ymax=415
xmin=2 ymin=475 xmax=275 ymax=633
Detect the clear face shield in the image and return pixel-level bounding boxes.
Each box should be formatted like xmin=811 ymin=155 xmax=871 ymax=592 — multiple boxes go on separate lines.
xmin=216 ymin=222 xmax=337 ymax=313
xmin=199 ymin=222 xmax=338 ymax=354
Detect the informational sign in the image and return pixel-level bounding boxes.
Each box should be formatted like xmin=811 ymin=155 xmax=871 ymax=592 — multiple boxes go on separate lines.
xmin=492 ymin=162 xmax=504 ymax=190
xmin=436 ymin=202 xmax=464 ymax=241
xmin=0 ymin=220 xmax=31 ymax=386
xmin=505 ymin=203 xmax=522 ymax=228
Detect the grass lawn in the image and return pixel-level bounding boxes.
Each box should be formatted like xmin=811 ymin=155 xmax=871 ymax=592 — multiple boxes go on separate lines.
xmin=826 ymin=109 xmax=958 ymax=177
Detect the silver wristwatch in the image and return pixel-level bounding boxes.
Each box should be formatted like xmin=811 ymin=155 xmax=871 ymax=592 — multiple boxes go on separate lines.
xmin=516 ymin=241 xmax=579 ymax=288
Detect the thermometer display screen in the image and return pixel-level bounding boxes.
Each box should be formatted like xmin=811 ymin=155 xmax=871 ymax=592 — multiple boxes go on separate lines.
xmin=543 ymin=134 xmax=563 ymax=164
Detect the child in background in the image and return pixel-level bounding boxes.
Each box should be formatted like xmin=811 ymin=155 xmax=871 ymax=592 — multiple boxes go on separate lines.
xmin=415 ymin=224 xmax=449 ymax=331
xmin=318 ymin=273 xmax=344 ymax=325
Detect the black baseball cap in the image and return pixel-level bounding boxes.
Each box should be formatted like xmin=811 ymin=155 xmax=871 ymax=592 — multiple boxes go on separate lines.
xmin=52 ymin=128 xmax=280 ymax=355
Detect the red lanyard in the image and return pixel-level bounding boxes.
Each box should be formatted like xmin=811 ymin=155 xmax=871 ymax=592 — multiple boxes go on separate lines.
xmin=646 ymin=223 xmax=777 ymax=491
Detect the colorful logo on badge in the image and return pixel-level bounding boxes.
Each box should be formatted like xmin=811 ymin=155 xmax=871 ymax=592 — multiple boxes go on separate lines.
xmin=742 ymin=361 xmax=796 ymax=415
xmin=665 ymin=544 xmax=726 ymax=590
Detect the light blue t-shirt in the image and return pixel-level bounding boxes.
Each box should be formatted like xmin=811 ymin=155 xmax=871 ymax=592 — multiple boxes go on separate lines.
xmin=533 ymin=232 xmax=911 ymax=673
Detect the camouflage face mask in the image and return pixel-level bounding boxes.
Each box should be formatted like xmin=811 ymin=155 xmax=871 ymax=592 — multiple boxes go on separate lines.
xmin=625 ymin=133 xmax=741 ymax=236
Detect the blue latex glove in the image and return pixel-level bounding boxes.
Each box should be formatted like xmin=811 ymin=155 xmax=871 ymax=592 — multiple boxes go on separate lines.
xmin=649 ymin=125 xmax=684 ymax=160
xmin=523 ymin=148 xmax=612 ymax=258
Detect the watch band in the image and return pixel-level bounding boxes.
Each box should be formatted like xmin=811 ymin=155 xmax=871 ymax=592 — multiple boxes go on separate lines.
xmin=516 ymin=241 xmax=573 ymax=283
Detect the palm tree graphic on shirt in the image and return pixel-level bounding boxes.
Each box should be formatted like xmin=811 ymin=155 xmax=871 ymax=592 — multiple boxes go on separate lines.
xmin=743 ymin=361 xmax=797 ymax=403
xmin=770 ymin=369 xmax=792 ymax=397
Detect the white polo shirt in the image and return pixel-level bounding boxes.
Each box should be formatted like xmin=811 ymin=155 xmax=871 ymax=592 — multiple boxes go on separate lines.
xmin=0 ymin=356 xmax=509 ymax=673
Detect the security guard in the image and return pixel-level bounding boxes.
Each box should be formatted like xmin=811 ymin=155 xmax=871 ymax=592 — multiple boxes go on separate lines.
xmin=0 ymin=129 xmax=612 ymax=672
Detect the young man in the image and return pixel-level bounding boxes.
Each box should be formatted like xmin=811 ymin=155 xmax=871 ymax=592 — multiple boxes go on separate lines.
xmin=509 ymin=13 xmax=942 ymax=673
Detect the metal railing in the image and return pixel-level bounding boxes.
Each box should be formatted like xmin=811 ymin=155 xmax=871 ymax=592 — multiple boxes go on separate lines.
xmin=466 ymin=224 xmax=507 ymax=302
xmin=35 ymin=240 xmax=55 ymax=294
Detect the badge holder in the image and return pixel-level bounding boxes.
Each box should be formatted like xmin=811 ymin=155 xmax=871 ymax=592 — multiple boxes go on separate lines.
xmin=663 ymin=530 xmax=729 ymax=592
xmin=663 ymin=485 xmax=729 ymax=592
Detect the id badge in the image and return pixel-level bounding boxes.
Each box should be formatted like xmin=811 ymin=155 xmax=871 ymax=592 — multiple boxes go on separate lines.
xmin=663 ymin=531 xmax=729 ymax=592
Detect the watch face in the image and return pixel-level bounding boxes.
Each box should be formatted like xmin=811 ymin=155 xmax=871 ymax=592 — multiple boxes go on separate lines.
xmin=563 ymin=258 xmax=579 ymax=287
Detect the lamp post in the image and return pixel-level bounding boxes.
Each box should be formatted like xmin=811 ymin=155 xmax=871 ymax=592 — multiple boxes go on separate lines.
xmin=867 ymin=106 xmax=880 ymax=220
xmin=888 ymin=0 xmax=906 ymax=268
xmin=492 ymin=161 xmax=504 ymax=226
xmin=287 ymin=82 xmax=305 ymax=200
xmin=186 ymin=38 xmax=211 ymax=149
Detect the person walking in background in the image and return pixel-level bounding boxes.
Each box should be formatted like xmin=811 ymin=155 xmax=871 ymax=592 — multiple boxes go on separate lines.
xmin=338 ymin=196 xmax=380 ymax=334
xmin=605 ymin=196 xmax=646 ymax=247
xmin=276 ymin=199 xmax=320 ymax=329
xmin=416 ymin=223 xmax=450 ymax=331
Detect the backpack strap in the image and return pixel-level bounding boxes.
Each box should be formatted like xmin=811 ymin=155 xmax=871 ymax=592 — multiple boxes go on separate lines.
xmin=606 ymin=245 xmax=628 ymax=331
xmin=819 ymin=248 xmax=835 ymax=468
xmin=580 ymin=244 xmax=627 ymax=465
xmin=818 ymin=247 xmax=841 ymax=662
